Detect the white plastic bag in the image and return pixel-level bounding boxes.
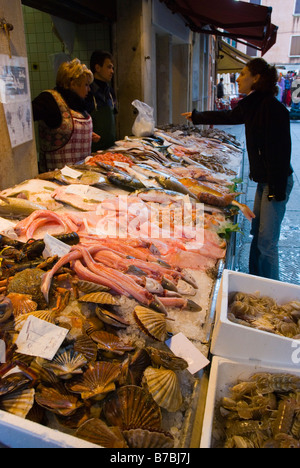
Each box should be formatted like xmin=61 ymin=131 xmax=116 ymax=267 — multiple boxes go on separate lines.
xmin=132 ymin=99 xmax=155 ymax=137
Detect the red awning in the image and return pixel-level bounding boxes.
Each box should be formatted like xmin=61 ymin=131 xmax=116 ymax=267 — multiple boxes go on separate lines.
xmin=160 ymin=0 xmax=278 ymax=55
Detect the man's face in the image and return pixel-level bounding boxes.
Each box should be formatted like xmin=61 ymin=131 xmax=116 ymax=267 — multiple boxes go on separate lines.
xmin=95 ymin=58 xmax=114 ymax=83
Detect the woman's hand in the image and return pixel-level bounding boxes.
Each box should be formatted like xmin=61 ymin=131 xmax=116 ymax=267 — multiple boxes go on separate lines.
xmin=181 ymin=112 xmax=192 ymax=122
xmin=92 ymin=132 xmax=101 ymax=143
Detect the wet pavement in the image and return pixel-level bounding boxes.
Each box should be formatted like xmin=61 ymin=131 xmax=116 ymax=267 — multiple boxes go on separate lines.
xmin=216 ymin=121 xmax=300 ymax=285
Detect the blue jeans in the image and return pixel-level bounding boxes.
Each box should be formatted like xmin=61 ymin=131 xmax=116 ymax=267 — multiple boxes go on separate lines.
xmin=249 ymin=175 xmax=294 ymax=280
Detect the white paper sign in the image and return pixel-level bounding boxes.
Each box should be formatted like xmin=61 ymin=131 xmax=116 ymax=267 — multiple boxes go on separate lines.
xmin=16 ymin=316 xmax=68 ymax=360
xmin=165 ymin=332 xmax=210 ymax=374
xmin=60 ymin=166 xmax=82 ymax=179
xmin=42 ymin=233 xmax=71 ymax=259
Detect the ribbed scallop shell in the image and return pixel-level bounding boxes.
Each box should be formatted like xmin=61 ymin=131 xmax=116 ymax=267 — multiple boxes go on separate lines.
xmin=42 ymin=350 xmax=88 ymax=380
xmin=74 ymin=334 xmax=98 ymax=362
xmin=35 ymin=385 xmax=83 ymax=416
xmin=67 ymin=361 xmax=121 ymax=400
xmin=79 ymin=292 xmax=120 ymax=306
xmin=88 ymin=330 xmax=135 ymax=355
xmin=133 ymin=306 xmax=167 ymax=342
xmin=6 ymin=293 xmax=37 ymax=317
xmin=76 ymin=418 xmax=128 ymax=448
xmin=14 ymin=309 xmax=57 ymax=331
xmin=144 ymin=367 xmax=183 ymax=412
xmin=77 ymin=280 xmax=110 ymax=293
xmin=0 ymin=388 xmax=35 ymax=418
xmin=123 ymin=428 xmax=174 ymax=449
xmin=103 ymin=385 xmax=162 ymax=431
xmin=146 ymin=347 xmax=188 ymax=371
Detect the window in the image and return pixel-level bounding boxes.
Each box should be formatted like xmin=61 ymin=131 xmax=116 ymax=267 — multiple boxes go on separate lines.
xmin=290 ymin=35 xmax=300 ymax=56
xmin=295 ymin=0 xmax=300 ymax=15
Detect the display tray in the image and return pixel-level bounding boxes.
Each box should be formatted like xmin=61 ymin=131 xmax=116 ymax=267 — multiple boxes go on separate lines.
xmin=210 ymin=269 xmax=300 ymax=367
xmin=200 ymin=356 xmax=300 ymax=448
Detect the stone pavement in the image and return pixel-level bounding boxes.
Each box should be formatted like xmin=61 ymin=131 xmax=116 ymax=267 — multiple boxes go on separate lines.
xmin=216 ymin=121 xmax=300 ymax=285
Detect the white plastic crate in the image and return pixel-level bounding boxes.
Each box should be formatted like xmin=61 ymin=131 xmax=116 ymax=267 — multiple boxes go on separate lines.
xmin=210 ymin=270 xmax=300 ymax=368
xmin=0 ymin=410 xmax=99 ymax=448
xmin=200 ymin=356 xmax=300 ymax=448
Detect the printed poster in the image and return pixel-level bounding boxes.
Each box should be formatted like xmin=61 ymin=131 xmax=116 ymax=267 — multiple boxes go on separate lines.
xmin=0 ymin=54 xmax=33 ymax=147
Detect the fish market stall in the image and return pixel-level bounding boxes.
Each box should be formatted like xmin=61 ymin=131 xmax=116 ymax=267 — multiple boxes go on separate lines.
xmin=0 ymin=126 xmax=248 ymax=448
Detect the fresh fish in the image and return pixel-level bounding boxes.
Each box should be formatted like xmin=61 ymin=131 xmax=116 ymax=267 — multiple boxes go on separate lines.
xmin=0 ymin=179 xmax=63 ymax=211
xmin=0 ymin=197 xmax=48 ymax=218
xmin=155 ymin=175 xmax=198 ymax=200
xmin=134 ymin=187 xmax=193 ymax=205
xmin=106 ymin=172 xmax=145 ymax=191
xmin=52 ymin=184 xmax=115 ymax=211
xmin=36 ymin=169 xmax=106 ymax=187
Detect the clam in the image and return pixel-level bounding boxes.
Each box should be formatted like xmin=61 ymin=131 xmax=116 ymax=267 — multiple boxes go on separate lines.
xmin=0 ymin=373 xmax=32 ymax=397
xmin=76 ymin=418 xmax=128 ymax=448
xmin=0 ymin=388 xmax=35 ymax=418
xmin=143 ymin=367 xmax=183 ymax=412
xmin=79 ymin=292 xmax=120 ymax=306
xmin=67 ymin=361 xmax=121 ymax=400
xmin=103 ymin=385 xmax=162 ymax=431
xmin=74 ymin=334 xmax=98 ymax=362
xmin=42 ymin=349 xmax=88 ymax=380
xmin=133 ymin=306 xmax=167 ymax=342
xmin=6 ymin=293 xmax=37 ymax=317
xmin=95 ymin=307 xmax=130 ymax=329
xmin=123 ymin=428 xmax=174 ymax=449
xmin=35 ymin=384 xmax=83 ymax=416
xmin=146 ymin=346 xmax=188 ymax=371
xmin=87 ymin=330 xmax=135 ymax=356
xmin=14 ymin=309 xmax=57 ymax=331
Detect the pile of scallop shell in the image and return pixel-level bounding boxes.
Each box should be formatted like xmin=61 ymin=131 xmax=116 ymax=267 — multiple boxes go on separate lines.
xmin=0 ymin=278 xmax=195 ymax=448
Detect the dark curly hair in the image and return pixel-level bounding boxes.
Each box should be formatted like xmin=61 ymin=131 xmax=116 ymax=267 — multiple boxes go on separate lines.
xmin=246 ymin=58 xmax=278 ymax=96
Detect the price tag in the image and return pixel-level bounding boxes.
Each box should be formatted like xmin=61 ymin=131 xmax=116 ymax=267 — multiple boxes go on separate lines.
xmin=16 ymin=316 xmax=68 ymax=360
xmin=165 ymin=332 xmax=210 ymax=374
xmin=61 ymin=166 xmax=82 ymax=179
xmin=42 ymin=233 xmax=71 ymax=259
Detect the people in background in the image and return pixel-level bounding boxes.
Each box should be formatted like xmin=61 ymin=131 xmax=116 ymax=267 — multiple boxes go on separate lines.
xmin=217 ymin=77 xmax=224 ymax=99
xmin=32 ymin=58 xmax=100 ymax=172
xmin=183 ymin=58 xmax=293 ymax=281
xmin=85 ymin=50 xmax=118 ymax=152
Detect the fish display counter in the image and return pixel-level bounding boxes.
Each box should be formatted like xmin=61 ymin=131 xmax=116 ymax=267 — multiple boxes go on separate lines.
xmin=0 ymin=126 xmax=249 ymax=448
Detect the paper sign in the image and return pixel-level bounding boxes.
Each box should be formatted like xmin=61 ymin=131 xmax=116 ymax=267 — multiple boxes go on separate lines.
xmin=165 ymin=332 xmax=210 ymax=374
xmin=16 ymin=316 xmax=68 ymax=360
xmin=42 ymin=233 xmax=71 ymax=259
xmin=60 ymin=166 xmax=82 ymax=179
xmin=0 ymin=340 xmax=6 ymax=363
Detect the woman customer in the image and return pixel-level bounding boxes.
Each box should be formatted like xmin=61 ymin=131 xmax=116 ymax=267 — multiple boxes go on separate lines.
xmin=32 ymin=58 xmax=100 ymax=172
xmin=183 ymin=58 xmax=294 ymax=281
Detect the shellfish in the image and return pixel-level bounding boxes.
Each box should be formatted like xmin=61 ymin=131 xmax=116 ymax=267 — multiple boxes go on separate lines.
xmin=41 ymin=349 xmax=88 ymax=380
xmin=6 ymin=293 xmax=37 ymax=317
xmin=67 ymin=361 xmax=121 ymax=401
xmin=123 ymin=428 xmax=174 ymax=449
xmin=35 ymin=385 xmax=83 ymax=416
xmin=76 ymin=418 xmax=128 ymax=448
xmin=143 ymin=366 xmax=183 ymax=412
xmin=133 ymin=306 xmax=167 ymax=342
xmin=87 ymin=329 xmax=135 ymax=356
xmin=103 ymin=385 xmax=162 ymax=431
xmin=146 ymin=346 xmax=188 ymax=371
xmin=78 ymin=292 xmax=120 ymax=306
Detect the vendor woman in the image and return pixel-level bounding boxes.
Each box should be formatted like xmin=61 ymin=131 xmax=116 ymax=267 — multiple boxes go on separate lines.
xmin=32 ymin=58 xmax=100 ymax=173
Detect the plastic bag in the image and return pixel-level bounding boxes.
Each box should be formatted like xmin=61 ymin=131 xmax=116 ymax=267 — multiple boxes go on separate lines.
xmin=132 ymin=99 xmax=155 ymax=137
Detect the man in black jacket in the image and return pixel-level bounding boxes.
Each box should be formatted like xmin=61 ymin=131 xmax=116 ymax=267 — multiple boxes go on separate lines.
xmin=183 ymin=58 xmax=293 ymax=281
xmin=85 ymin=50 xmax=118 ymax=152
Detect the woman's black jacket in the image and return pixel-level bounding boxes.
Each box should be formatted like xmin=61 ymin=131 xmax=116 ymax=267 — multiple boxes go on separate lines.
xmin=191 ymin=91 xmax=293 ymax=200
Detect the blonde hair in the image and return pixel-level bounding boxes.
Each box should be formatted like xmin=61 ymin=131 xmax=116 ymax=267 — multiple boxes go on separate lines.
xmin=56 ymin=58 xmax=94 ymax=89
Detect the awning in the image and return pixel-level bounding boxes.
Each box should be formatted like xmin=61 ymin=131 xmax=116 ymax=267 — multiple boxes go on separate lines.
xmin=217 ymin=40 xmax=252 ymax=74
xmin=159 ymin=0 xmax=278 ymax=55
xmin=21 ymin=0 xmax=117 ymax=24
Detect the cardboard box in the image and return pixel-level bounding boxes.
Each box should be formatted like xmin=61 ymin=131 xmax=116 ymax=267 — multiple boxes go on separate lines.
xmin=200 ymin=356 xmax=300 ymax=448
xmin=210 ymin=270 xmax=300 ymax=368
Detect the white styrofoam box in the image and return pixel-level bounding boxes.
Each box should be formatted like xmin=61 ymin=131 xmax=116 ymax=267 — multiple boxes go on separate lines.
xmin=200 ymin=356 xmax=300 ymax=448
xmin=211 ymin=269 xmax=300 ymax=368
xmin=0 ymin=410 xmax=99 ymax=448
